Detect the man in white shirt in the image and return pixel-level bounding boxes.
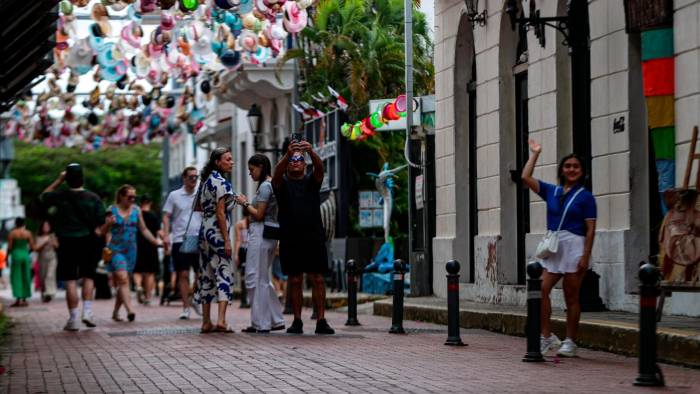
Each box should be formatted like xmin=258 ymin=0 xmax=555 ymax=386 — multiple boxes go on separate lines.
xmin=162 ymin=166 xmax=202 ymax=320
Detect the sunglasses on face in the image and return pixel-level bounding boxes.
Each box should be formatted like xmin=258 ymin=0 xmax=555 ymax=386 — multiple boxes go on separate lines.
xmin=186 ymin=175 xmax=198 ymax=180
xmin=289 ymin=156 xmax=305 ymax=163
xmin=127 ymin=195 xmax=136 ymax=202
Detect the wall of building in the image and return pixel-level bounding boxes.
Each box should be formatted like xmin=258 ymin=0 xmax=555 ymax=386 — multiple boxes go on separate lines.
xmin=433 ymin=0 xmax=700 ymax=316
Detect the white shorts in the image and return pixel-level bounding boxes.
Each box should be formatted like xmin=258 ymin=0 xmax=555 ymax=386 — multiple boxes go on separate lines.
xmin=540 ymin=230 xmax=584 ymax=274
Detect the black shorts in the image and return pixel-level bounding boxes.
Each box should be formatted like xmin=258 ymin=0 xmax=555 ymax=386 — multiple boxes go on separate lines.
xmin=279 ymin=239 xmax=328 ymax=277
xmin=172 ymin=242 xmax=199 ymax=272
xmin=57 ymin=235 xmax=99 ymax=281
xmin=134 ymin=244 xmax=159 ymax=274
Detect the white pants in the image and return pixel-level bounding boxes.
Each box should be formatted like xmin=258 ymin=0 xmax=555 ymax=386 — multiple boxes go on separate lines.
xmin=540 ymin=230 xmax=585 ymax=274
xmin=245 ymin=222 xmax=284 ymax=330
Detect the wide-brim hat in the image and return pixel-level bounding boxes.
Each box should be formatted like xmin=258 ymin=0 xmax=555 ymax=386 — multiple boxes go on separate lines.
xmin=132 ymin=52 xmax=151 ymax=77
xmin=215 ymin=0 xmax=235 ymax=9
xmin=219 ymin=49 xmax=241 ymax=68
xmin=255 ymin=0 xmax=269 ymax=13
xmin=159 ymin=0 xmax=176 ymax=9
xmin=140 ymin=0 xmax=157 ymax=13
xmin=252 ymin=45 xmax=271 ymax=63
xmin=120 ymin=23 xmax=143 ymax=48
xmin=282 ymin=1 xmax=307 ymax=33
xmin=160 ymin=12 xmax=175 ymax=30
xmin=66 ymin=39 xmax=95 ymax=74
xmin=108 ymin=1 xmax=128 ymax=11
xmin=239 ymin=0 xmax=254 ymax=14
xmin=238 ymin=29 xmax=258 ymax=52
xmin=179 ymin=0 xmax=199 ymax=12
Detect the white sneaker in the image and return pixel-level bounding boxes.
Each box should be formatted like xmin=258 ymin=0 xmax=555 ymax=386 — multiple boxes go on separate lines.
xmin=557 ymin=338 xmax=578 ymax=357
xmin=81 ymin=311 xmax=97 ymax=328
xmin=189 ymin=294 xmax=202 ymax=316
xmin=540 ymin=334 xmax=561 ymax=354
xmin=179 ymin=309 xmax=191 ymax=320
xmin=63 ymin=319 xmax=80 ymax=332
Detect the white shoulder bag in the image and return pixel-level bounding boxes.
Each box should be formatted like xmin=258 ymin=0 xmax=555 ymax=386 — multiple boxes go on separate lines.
xmin=535 ymin=187 xmax=584 ymax=260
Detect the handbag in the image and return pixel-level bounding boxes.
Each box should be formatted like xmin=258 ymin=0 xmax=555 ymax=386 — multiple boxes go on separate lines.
xmin=535 ymin=187 xmax=584 ymax=260
xmin=262 ymin=222 xmax=280 ymax=240
xmin=101 ymin=246 xmax=113 ymax=264
xmin=179 ymin=184 xmax=202 ymax=255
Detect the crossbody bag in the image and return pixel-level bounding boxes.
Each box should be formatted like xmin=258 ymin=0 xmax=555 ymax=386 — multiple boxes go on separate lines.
xmin=179 ymin=184 xmax=203 ymax=255
xmin=535 ymin=187 xmax=584 ymax=260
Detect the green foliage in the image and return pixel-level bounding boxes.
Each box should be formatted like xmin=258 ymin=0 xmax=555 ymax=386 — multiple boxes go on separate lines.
xmin=10 ymin=141 xmax=162 ymax=229
xmin=278 ymin=0 xmax=433 ymax=239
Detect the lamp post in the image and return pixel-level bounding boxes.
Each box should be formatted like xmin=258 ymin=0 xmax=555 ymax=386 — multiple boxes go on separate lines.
xmin=464 ymin=0 xmax=487 ymax=27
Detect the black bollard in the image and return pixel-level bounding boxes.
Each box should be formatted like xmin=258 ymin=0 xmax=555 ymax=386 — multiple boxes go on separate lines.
xmin=634 ymin=263 xmax=665 ymax=387
xmin=345 ymin=260 xmax=361 ymax=326
xmin=445 ymin=260 xmax=466 ymax=346
xmin=522 ymin=261 xmax=544 ymax=362
xmin=389 ymin=259 xmax=406 ymax=334
xmin=239 ymin=262 xmax=250 ymax=309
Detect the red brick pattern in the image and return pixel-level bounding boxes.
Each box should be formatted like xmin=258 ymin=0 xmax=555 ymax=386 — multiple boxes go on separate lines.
xmin=1 ymin=296 xmax=699 ymax=393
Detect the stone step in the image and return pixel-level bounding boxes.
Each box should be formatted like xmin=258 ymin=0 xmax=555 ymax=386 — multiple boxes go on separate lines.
xmin=373 ymin=297 xmax=700 ymax=368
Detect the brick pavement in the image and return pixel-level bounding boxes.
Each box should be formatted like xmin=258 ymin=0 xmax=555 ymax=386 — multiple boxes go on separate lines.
xmin=1 ymin=290 xmax=700 ymax=393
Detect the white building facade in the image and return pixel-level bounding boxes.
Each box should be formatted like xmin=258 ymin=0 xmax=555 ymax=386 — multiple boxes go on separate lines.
xmin=433 ymin=0 xmax=700 ymax=316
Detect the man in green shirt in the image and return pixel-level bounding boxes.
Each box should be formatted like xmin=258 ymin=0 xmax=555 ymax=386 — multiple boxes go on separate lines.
xmin=41 ymin=163 xmax=105 ymax=331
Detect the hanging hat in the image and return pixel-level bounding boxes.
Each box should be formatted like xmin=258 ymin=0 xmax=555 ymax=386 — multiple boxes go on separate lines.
xmin=120 ymin=23 xmax=143 ymax=49
xmin=224 ymin=12 xmax=243 ymax=34
xmin=238 ymin=29 xmax=258 ymax=52
xmin=132 ymin=52 xmax=151 ymax=77
xmin=140 ymin=0 xmax=157 ymax=13
xmin=282 ymin=1 xmax=307 ymax=33
xmin=179 ymin=0 xmax=199 ymax=12
xmin=297 ymin=0 xmax=313 ymax=10
xmin=255 ymin=0 xmax=269 ymax=13
xmin=107 ymin=1 xmax=128 ymax=11
xmin=215 ymin=0 xmax=235 ymax=9
xmin=66 ymin=39 xmax=95 ymax=75
xmin=61 ymin=1 xmax=75 ymax=15
xmin=159 ymin=0 xmax=176 ymax=9
xmin=219 ymin=49 xmax=241 ymax=68
xmin=127 ymin=4 xmax=142 ymax=22
xmin=251 ymin=45 xmax=270 ymax=64
xmin=239 ymin=0 xmax=254 ymax=14
xmin=70 ymin=0 xmax=90 ymax=7
xmin=160 ymin=12 xmax=175 ymax=30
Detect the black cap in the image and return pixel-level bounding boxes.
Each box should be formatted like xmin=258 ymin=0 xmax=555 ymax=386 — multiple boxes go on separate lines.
xmin=139 ymin=194 xmax=152 ymax=204
xmin=65 ymin=163 xmax=84 ymax=188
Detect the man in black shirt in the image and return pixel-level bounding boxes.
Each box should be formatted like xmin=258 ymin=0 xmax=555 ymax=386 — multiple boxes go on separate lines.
xmin=41 ymin=163 xmax=105 ymax=331
xmin=272 ymin=141 xmax=334 ymax=334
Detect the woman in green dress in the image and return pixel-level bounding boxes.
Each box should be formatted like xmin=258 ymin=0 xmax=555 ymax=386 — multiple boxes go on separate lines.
xmin=8 ymin=217 xmax=34 ymax=307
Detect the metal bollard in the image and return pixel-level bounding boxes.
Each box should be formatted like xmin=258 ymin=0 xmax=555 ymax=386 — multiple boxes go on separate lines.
xmin=239 ymin=262 xmax=250 ymax=309
xmin=445 ymin=260 xmax=466 ymax=346
xmin=389 ymin=259 xmax=406 ymax=334
xmin=345 ymin=260 xmax=361 ymax=326
xmin=634 ymin=263 xmax=665 ymax=387
xmin=522 ymin=261 xmax=544 ymax=362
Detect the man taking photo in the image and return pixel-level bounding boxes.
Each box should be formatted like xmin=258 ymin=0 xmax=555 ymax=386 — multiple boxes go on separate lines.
xmin=272 ymin=140 xmax=334 ymax=335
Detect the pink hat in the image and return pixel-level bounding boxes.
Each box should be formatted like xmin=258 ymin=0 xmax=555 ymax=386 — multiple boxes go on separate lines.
xmin=282 ymin=1 xmax=307 ymax=34
xmin=120 ymin=23 xmax=143 ymax=49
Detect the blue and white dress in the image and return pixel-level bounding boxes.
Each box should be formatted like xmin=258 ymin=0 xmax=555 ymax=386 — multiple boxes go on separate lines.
xmin=195 ymin=170 xmax=235 ymax=305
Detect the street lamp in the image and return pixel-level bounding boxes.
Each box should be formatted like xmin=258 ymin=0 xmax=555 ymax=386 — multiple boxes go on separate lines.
xmin=247 ymin=103 xmax=261 ymax=136
xmin=505 ymin=0 xmax=571 ymax=48
xmin=247 ymin=103 xmax=283 ymax=154
xmin=464 ymin=0 xmax=487 ymax=27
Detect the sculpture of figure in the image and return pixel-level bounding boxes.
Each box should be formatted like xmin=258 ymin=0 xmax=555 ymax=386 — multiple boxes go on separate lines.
xmin=368 ymin=163 xmax=408 ymax=244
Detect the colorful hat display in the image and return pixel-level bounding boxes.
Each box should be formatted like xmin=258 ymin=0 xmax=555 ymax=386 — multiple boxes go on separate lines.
xmin=282 ymin=1 xmax=307 ymax=33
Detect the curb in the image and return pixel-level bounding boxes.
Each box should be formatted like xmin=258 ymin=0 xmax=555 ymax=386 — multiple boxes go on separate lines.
xmin=373 ymin=299 xmax=700 ymax=368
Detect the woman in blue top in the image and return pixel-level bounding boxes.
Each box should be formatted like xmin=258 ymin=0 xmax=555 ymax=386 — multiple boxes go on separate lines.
xmin=522 ymin=139 xmax=597 ymax=358
xmin=103 ymin=185 xmax=159 ymax=323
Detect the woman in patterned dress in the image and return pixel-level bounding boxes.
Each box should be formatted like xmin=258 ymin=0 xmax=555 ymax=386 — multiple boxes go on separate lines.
xmin=102 ymin=185 xmax=160 ymax=322
xmin=195 ymin=147 xmax=236 ymax=333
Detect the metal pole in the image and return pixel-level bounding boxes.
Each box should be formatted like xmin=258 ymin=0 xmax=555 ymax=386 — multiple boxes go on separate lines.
xmin=345 ymin=260 xmax=360 ymax=326
xmin=389 ymin=259 xmax=407 ymax=334
xmin=523 ymin=261 xmax=544 ymax=362
xmin=290 ymin=33 xmax=299 ymax=134
xmin=634 ymin=263 xmax=664 ymax=387
xmin=161 ymin=136 xmax=169 ymax=202
xmin=445 ymin=260 xmax=465 ymax=346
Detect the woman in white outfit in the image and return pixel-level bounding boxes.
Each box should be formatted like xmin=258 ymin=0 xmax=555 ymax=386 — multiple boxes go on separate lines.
xmin=236 ymin=154 xmax=285 ymax=333
xmin=521 ymin=139 xmax=597 ymax=357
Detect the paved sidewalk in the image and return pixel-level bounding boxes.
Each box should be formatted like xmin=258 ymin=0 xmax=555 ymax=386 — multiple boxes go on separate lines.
xmin=1 ymin=289 xmax=700 ymax=393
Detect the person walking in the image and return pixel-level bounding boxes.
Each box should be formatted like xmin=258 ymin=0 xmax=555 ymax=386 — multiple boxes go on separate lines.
xmin=234 ymin=210 xmax=250 ymax=308
xmin=236 ymin=154 xmax=285 ymax=333
xmin=272 ymin=141 xmax=334 ymax=335
xmin=102 ymin=184 xmax=160 ymax=323
xmin=134 ymin=194 xmax=160 ymax=306
xmin=195 ymin=147 xmax=236 ymax=333
xmin=8 ymin=218 xmax=34 ymax=307
xmin=521 ymin=139 xmax=597 ymax=357
xmin=35 ymin=221 xmax=59 ymax=303
xmin=162 ymin=166 xmax=202 ymax=320
xmin=0 ymin=247 xmax=7 ymax=290
xmin=41 ymin=163 xmax=105 ymax=331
